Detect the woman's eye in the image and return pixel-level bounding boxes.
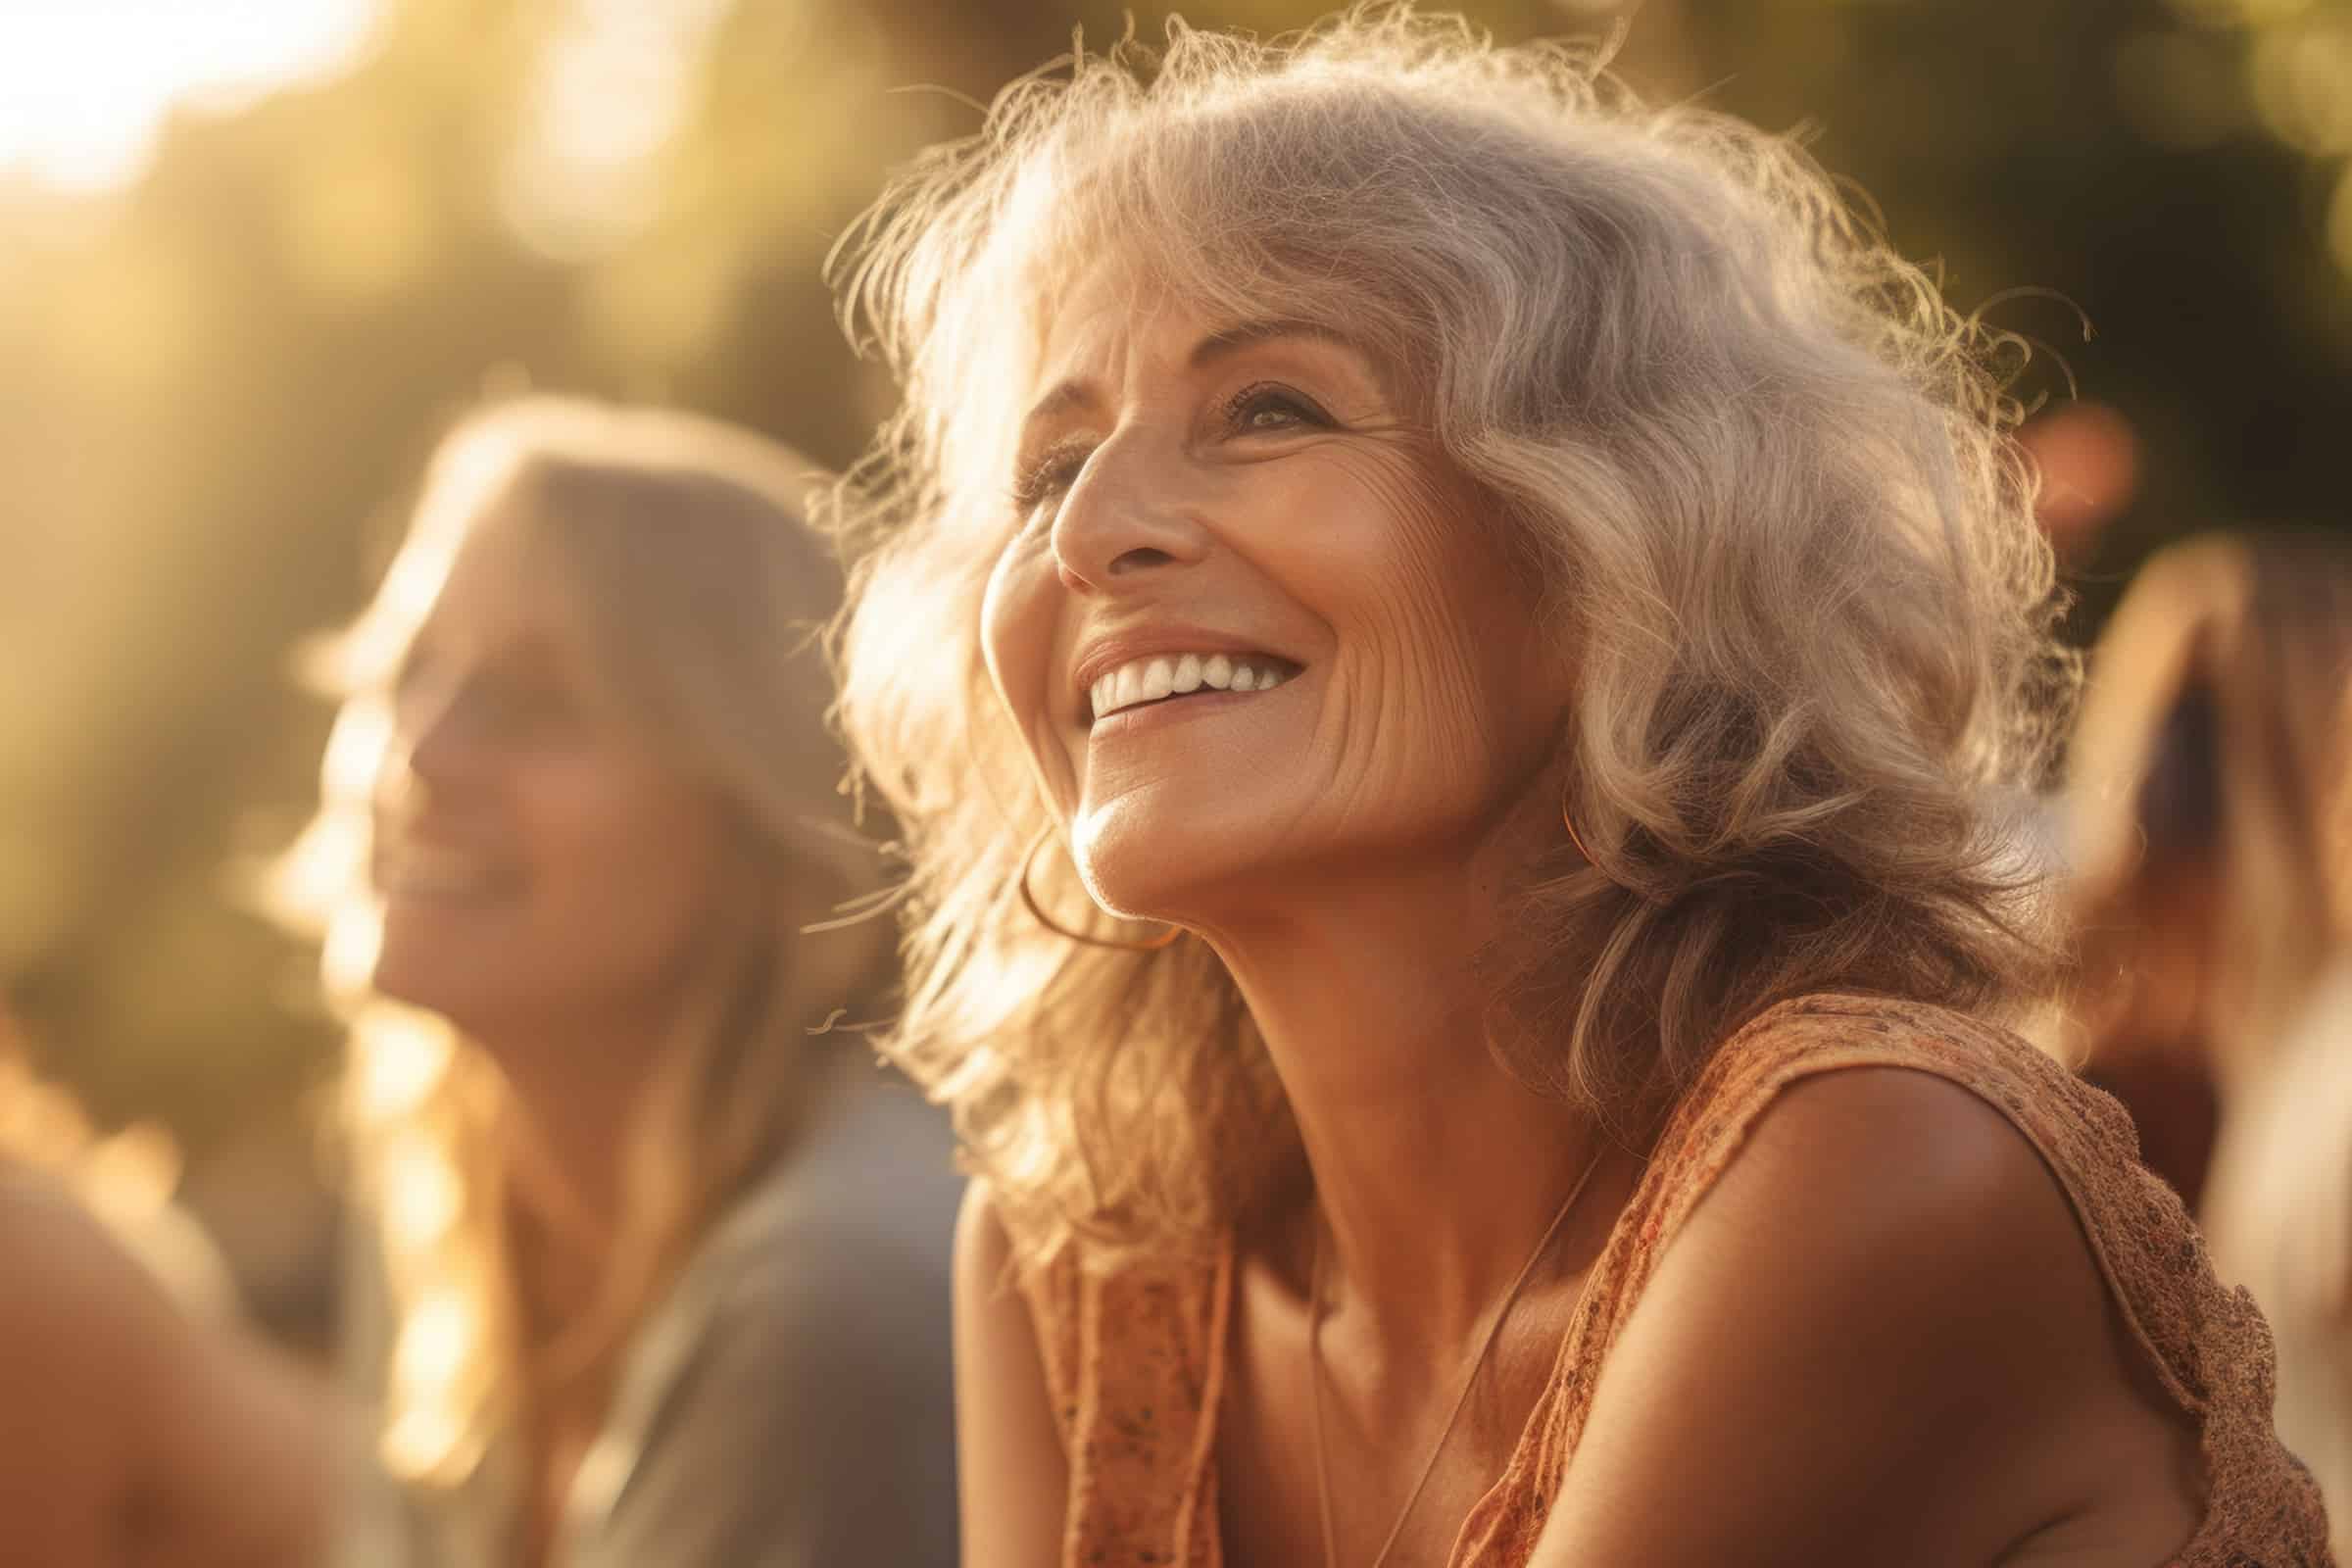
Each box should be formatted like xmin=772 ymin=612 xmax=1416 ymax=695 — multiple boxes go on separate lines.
xmin=1225 ymin=384 xmax=1330 ymax=435
xmin=421 ymin=666 xmax=578 ymax=742
xmin=1010 ymin=444 xmax=1091 ymax=510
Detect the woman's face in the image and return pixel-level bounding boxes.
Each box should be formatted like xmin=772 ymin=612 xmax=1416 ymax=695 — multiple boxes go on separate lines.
xmin=369 ymin=506 xmax=735 ymax=1048
xmin=981 ymin=263 xmax=1570 ymax=924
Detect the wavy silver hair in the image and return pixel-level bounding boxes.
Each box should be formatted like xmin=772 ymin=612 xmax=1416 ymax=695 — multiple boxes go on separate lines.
xmin=825 ymin=7 xmax=2076 ymax=1267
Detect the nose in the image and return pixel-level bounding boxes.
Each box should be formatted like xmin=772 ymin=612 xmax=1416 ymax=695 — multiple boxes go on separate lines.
xmin=385 ymin=670 xmax=487 ymax=804
xmin=1048 ymin=425 xmax=1211 ymax=595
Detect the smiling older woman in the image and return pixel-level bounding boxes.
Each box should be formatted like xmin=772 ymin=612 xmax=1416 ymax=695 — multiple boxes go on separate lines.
xmin=826 ymin=11 xmax=2329 ymax=1567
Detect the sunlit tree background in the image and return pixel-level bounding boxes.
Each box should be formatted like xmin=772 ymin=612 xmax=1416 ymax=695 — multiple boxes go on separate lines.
xmin=3 ymin=0 xmax=2348 ymax=1343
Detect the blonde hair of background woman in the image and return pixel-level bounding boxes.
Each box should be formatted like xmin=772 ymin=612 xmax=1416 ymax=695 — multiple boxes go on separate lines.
xmin=822 ymin=7 xmax=2077 ymax=1272
xmin=2062 ymin=532 xmax=2352 ymax=1084
xmin=272 ymin=398 xmax=893 ymax=1485
xmin=2064 ymin=532 xmax=2352 ymax=1561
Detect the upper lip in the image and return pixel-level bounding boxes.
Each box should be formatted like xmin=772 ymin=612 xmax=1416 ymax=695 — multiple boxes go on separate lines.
xmin=1069 ymin=624 xmax=1298 ymax=719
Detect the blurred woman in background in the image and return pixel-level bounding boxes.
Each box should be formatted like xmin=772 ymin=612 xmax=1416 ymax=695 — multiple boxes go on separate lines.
xmin=2065 ymin=530 xmax=2352 ymax=1556
xmin=281 ymin=397 xmax=959 ymax=1568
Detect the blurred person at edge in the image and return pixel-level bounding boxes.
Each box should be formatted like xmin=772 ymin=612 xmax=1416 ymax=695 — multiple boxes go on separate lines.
xmin=2063 ymin=531 xmax=2352 ymax=1558
xmin=280 ymin=398 xmax=961 ymax=1568
xmin=0 ymin=999 xmax=332 ymax=1565
xmin=822 ymin=11 xmax=2329 ymax=1566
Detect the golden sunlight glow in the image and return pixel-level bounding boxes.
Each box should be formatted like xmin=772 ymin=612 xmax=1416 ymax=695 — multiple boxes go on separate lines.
xmin=258 ymin=811 xmax=358 ymax=935
xmin=382 ymin=1131 xmax=463 ymax=1248
xmin=355 ymin=1012 xmax=456 ymax=1122
xmin=374 ymin=535 xmax=461 ymax=642
xmin=0 ymin=1054 xmax=92 ymax=1168
xmin=51 ymin=239 xmax=208 ymax=389
xmin=380 ymin=1404 xmax=466 ymax=1478
xmin=322 ymin=700 xmax=395 ymax=807
xmin=321 ymin=903 xmax=385 ymax=1002
xmin=0 ymin=0 xmax=381 ymax=191
xmin=500 ymin=0 xmax=734 ymax=260
xmin=2248 ymin=19 xmax=2352 ymax=155
xmin=280 ymin=119 xmax=442 ymax=304
xmin=74 ymin=1122 xmax=184 ymax=1219
xmin=392 ymin=1286 xmax=473 ymax=1396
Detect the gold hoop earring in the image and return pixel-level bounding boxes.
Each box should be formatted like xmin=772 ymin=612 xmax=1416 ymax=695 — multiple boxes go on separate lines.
xmin=1561 ymin=789 xmax=1600 ymax=867
xmin=1017 ymin=828 xmax=1183 ymax=952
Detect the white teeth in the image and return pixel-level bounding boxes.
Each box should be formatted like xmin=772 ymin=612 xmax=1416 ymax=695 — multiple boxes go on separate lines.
xmin=1084 ymin=651 xmax=1297 ymax=720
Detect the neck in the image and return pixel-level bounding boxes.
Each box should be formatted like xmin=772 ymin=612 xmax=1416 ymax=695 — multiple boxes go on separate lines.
xmin=1194 ymin=834 xmax=1619 ymax=1350
xmin=472 ymin=1001 xmax=672 ymax=1314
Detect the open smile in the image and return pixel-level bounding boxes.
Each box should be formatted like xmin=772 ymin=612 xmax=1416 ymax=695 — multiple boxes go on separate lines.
xmin=1084 ymin=651 xmax=1302 ymax=724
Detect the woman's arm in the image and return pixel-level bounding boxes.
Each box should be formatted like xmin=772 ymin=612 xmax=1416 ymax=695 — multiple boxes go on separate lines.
xmin=953 ymin=1180 xmax=1070 ymax=1568
xmin=0 ymin=1173 xmax=332 ymax=1567
xmin=1527 ymin=1068 xmax=2201 ymax=1567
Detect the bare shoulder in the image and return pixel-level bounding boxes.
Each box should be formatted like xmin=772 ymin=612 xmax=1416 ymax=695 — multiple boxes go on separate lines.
xmin=952 ymin=1180 xmax=1071 ymax=1568
xmin=0 ymin=1167 xmax=172 ymax=1387
xmin=1537 ymin=1065 xmax=2197 ymax=1566
xmin=1724 ymin=1063 xmax=2081 ymax=1253
xmin=1681 ymin=1065 xmax=2120 ymax=1435
xmin=0 ymin=1169 xmax=336 ymax=1564
xmin=953 ymin=1178 xmax=1046 ymax=1364
xmin=954 ymin=1177 xmax=1019 ymax=1297
xmin=0 ymin=1170 xmax=171 ymax=1557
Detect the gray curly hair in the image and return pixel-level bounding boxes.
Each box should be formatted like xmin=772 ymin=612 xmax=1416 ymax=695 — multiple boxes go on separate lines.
xmin=824 ymin=6 xmax=2076 ymax=1268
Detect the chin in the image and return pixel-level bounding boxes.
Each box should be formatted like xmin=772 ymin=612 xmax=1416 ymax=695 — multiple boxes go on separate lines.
xmin=368 ymin=926 xmax=506 ymax=1030
xmin=1074 ymin=807 xmax=1260 ymax=926
xmin=368 ymin=952 xmax=462 ymax=1023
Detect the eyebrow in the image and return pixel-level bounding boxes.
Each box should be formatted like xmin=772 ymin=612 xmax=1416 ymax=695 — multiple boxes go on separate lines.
xmin=1015 ymin=318 xmax=1373 ymax=439
xmin=1190 ymin=317 xmax=1362 ymax=368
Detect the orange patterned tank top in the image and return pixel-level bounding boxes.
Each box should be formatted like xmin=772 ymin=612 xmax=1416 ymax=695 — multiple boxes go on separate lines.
xmin=1018 ymin=992 xmax=2333 ymax=1566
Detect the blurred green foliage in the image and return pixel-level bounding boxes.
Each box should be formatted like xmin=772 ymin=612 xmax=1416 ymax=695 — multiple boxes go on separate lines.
xmin=0 ymin=0 xmax=2345 ymax=1155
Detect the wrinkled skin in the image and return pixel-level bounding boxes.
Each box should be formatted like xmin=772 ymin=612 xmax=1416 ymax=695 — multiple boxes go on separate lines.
xmin=980 ymin=264 xmax=1572 ymax=935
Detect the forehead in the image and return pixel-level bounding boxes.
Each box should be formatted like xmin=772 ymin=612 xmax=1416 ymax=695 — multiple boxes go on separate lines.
xmin=416 ymin=503 xmax=585 ymax=659
xmin=1024 ymin=255 xmax=1188 ymax=381
xmin=1020 ymin=249 xmax=1395 ymax=407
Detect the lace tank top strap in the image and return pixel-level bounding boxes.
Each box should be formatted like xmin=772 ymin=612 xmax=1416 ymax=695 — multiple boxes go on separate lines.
xmin=1494 ymin=992 xmax=2327 ymax=1568
xmin=1019 ymin=1240 xmax=1234 ymax=1564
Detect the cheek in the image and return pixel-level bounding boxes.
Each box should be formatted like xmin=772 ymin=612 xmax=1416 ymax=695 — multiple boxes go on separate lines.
xmin=980 ymin=543 xmax=1076 ymax=807
xmin=1433 ymin=530 xmax=1559 ymax=755
xmin=1279 ymin=457 xmax=1527 ymax=766
xmin=527 ymin=760 xmax=726 ymax=956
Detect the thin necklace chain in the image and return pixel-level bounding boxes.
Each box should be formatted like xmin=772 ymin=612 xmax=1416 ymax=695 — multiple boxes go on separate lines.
xmin=1307 ymin=1145 xmax=1609 ymax=1568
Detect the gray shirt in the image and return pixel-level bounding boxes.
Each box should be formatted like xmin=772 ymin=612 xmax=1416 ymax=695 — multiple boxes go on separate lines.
xmin=337 ymin=1067 xmax=962 ymax=1568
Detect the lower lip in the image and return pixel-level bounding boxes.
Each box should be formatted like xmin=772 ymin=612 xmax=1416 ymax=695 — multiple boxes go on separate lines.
xmin=1087 ymin=683 xmax=1291 ymax=739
